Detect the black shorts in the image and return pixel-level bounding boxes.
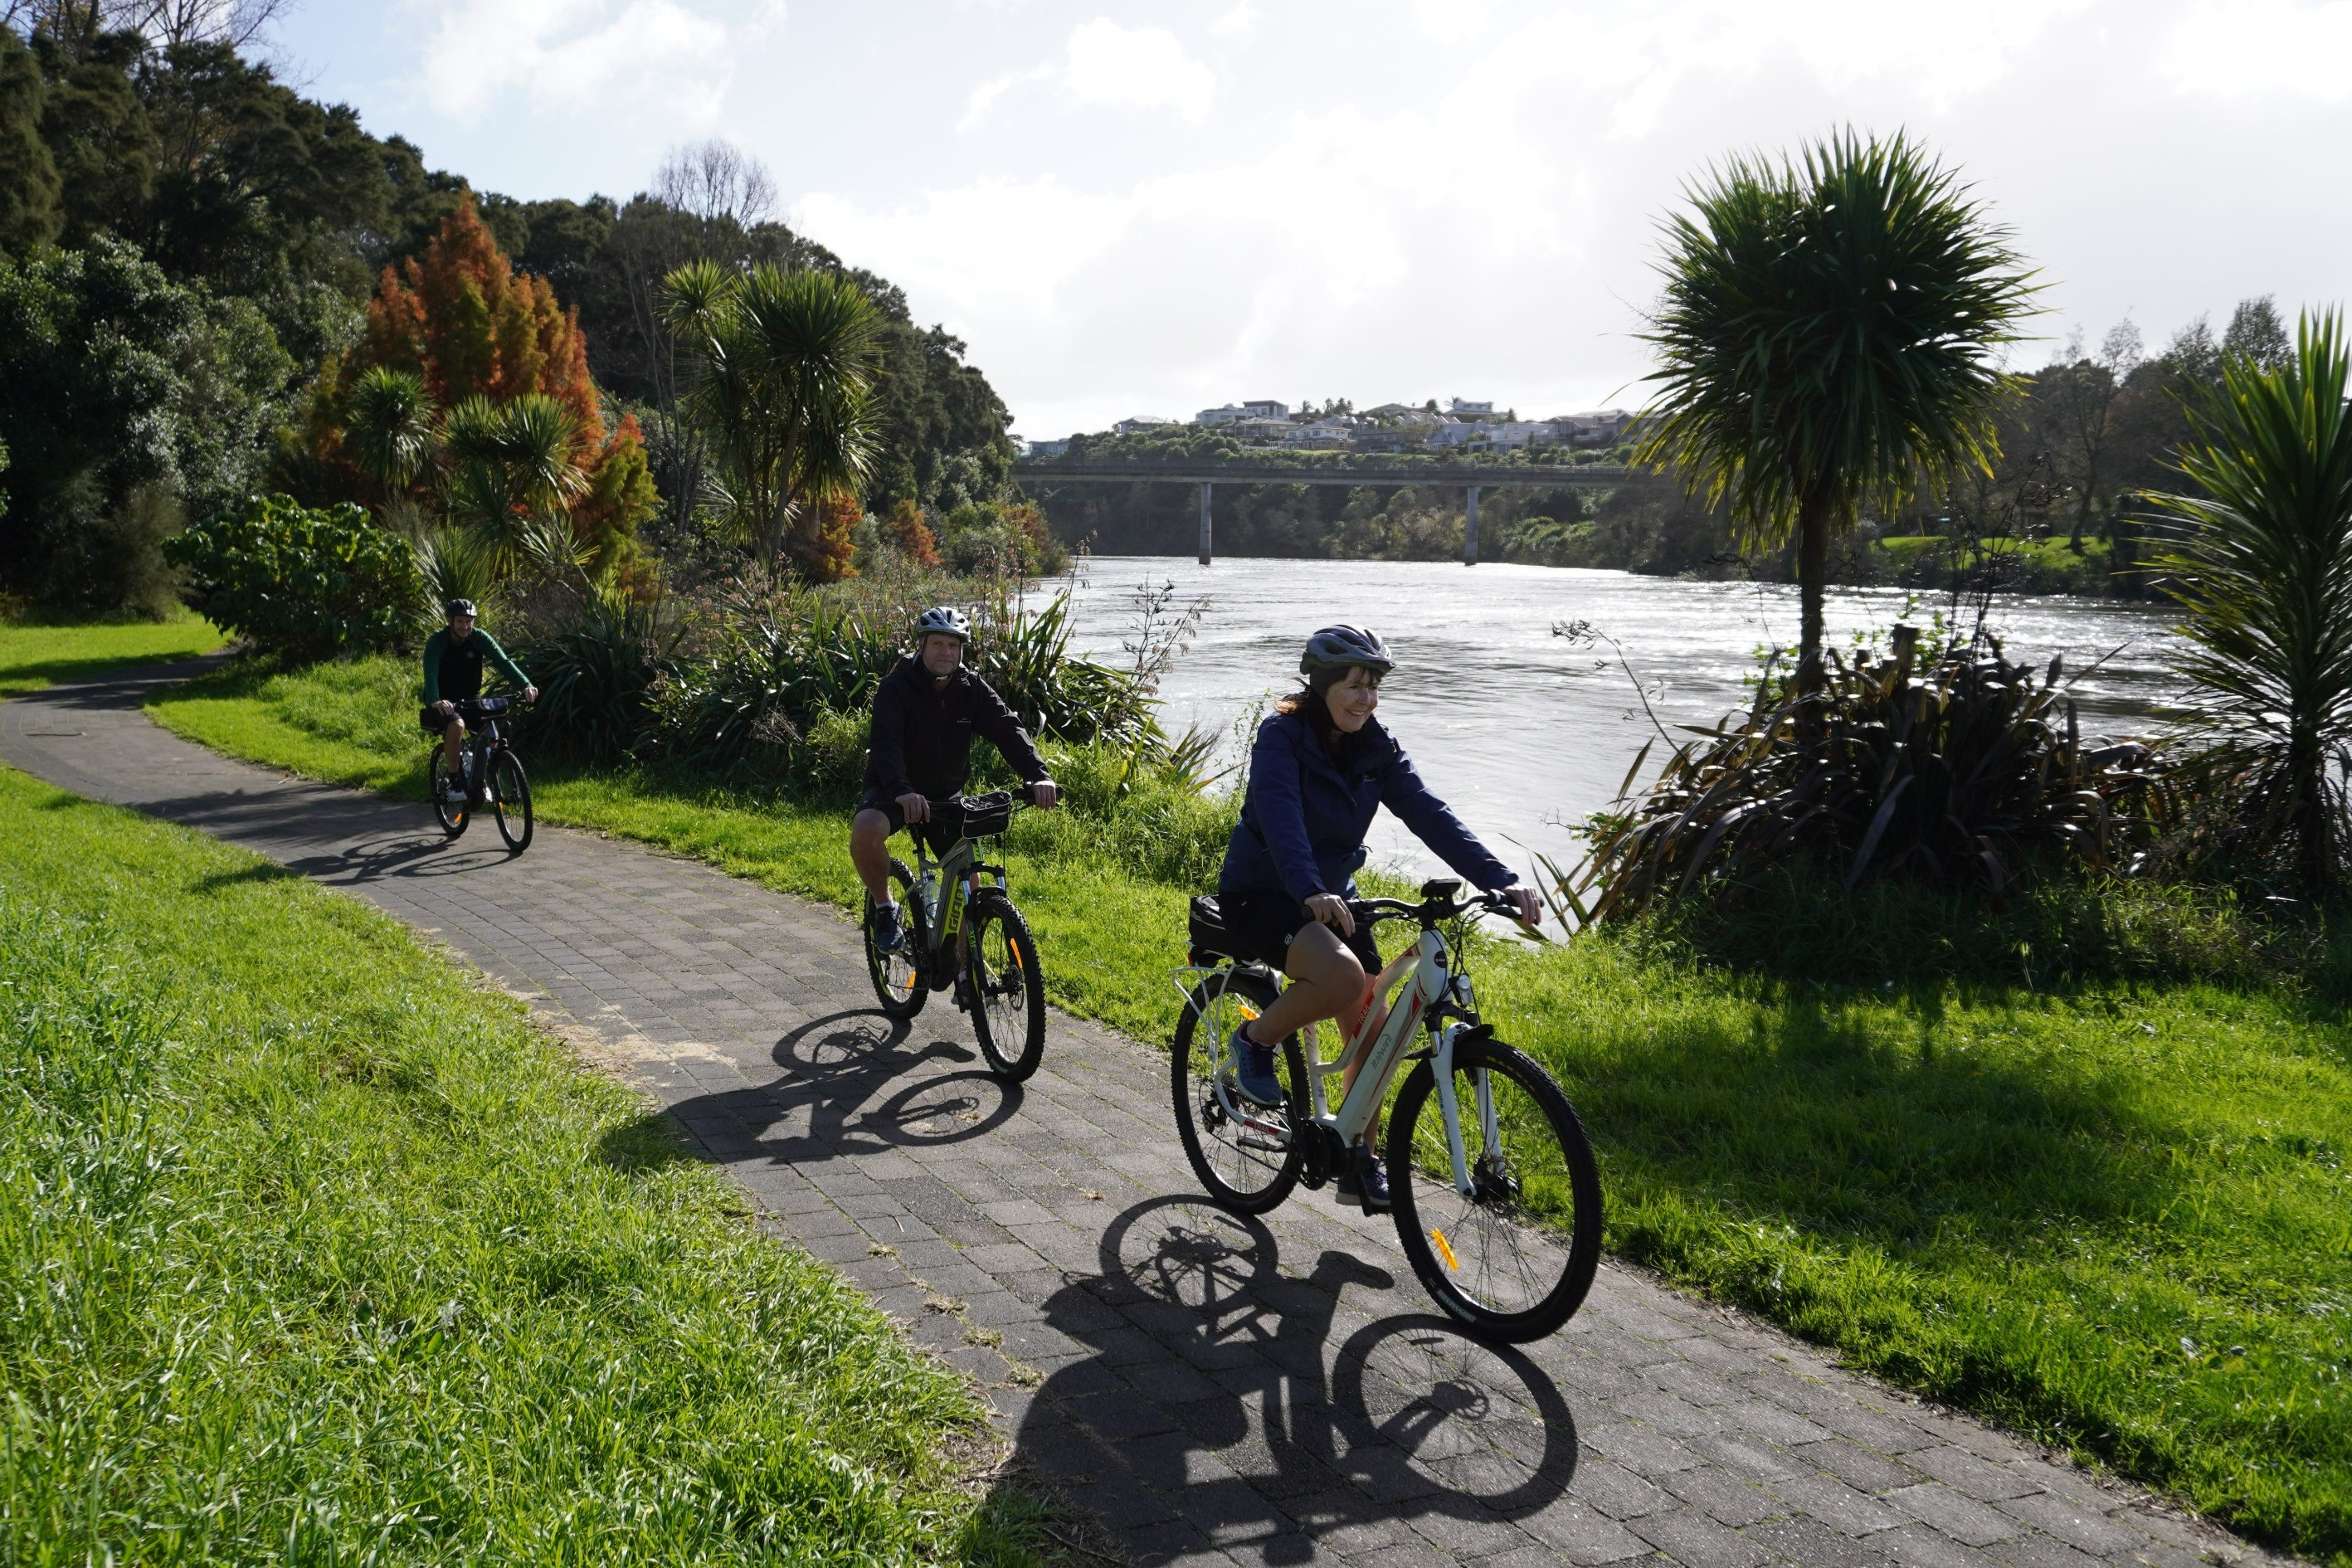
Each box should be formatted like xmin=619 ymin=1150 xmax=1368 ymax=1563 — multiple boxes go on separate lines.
xmin=1220 ymin=887 xmax=1382 ymax=975
xmin=420 ymin=705 xmax=452 ymax=734
xmin=420 ymin=698 xmax=507 ymax=734
xmin=855 ymin=786 xmax=961 ymax=857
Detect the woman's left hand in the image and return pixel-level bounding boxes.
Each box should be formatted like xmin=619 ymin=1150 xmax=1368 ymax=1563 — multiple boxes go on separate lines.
xmin=1499 ymin=885 xmax=1542 ymax=927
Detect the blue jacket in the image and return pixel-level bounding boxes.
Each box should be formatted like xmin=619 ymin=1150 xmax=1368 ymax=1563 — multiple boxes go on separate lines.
xmin=1218 ymin=709 xmax=1516 ymax=906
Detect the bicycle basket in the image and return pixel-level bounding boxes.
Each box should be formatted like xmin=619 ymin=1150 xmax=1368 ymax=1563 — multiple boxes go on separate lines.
xmin=958 ymin=791 xmax=1014 ymax=838
xmin=1187 ymin=895 xmax=1240 ymax=966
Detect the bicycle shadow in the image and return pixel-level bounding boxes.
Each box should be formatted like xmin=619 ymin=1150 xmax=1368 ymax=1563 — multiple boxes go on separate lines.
xmin=1012 ymin=1195 xmax=1578 ymax=1563
xmin=657 ymin=1007 xmax=1025 ymax=1170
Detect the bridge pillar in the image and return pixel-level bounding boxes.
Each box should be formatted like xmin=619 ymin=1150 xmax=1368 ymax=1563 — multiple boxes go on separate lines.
xmin=1463 ymin=485 xmax=1482 ymax=566
xmin=1198 ymin=481 xmax=1214 ymax=566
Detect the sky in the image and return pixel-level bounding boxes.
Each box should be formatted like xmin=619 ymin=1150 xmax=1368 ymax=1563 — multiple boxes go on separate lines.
xmin=273 ymin=0 xmax=2352 ymax=443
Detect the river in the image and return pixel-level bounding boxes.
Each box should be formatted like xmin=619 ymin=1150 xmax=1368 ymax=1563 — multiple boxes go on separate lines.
xmin=1057 ymin=556 xmax=2189 ymax=885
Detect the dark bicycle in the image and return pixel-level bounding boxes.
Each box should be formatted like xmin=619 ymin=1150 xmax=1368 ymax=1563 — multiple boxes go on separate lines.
xmin=426 ymin=695 xmax=533 ymax=854
xmin=862 ymin=788 xmax=1047 ymax=1081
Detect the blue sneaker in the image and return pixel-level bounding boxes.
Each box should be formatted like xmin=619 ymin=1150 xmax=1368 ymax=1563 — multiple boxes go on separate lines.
xmin=868 ymin=901 xmax=905 ymax=954
xmin=1336 ymin=1148 xmax=1391 ymax=1214
xmin=1230 ymin=1023 xmax=1284 ymax=1107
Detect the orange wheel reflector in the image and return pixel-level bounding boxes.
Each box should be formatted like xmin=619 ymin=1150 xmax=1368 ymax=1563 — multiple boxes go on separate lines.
xmin=1430 ymin=1228 xmax=1459 ymax=1271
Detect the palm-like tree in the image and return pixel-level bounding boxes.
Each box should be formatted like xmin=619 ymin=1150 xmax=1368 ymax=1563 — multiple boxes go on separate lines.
xmin=441 ymin=392 xmax=588 ymax=567
xmin=1636 ymin=129 xmax=2038 ymax=699
xmin=2150 ymin=310 xmax=2352 ymax=898
xmin=344 ymin=367 xmax=437 ymax=503
xmin=661 ymin=258 xmax=880 ymax=576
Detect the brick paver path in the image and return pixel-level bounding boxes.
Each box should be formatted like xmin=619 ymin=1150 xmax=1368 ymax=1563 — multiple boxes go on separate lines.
xmin=2 ymin=663 xmax=2295 ymax=1568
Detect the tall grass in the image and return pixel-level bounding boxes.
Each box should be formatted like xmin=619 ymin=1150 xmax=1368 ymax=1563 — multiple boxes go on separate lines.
xmin=0 ymin=768 xmax=1047 ymax=1564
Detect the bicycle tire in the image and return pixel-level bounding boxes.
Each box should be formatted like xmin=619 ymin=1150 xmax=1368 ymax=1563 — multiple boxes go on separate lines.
xmin=428 ymin=748 xmax=468 ymax=839
xmin=1171 ymin=967 xmax=1307 ymax=1215
xmin=967 ymin=894 xmax=1045 ymax=1081
xmin=1387 ymin=1034 xmax=1602 ymax=1342
xmin=489 ymin=749 xmax=533 ymax=853
xmin=864 ymin=857 xmax=928 ymax=1021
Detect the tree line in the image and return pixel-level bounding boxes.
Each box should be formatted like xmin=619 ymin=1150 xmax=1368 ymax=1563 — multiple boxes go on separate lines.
xmin=0 ymin=11 xmax=1023 ymax=617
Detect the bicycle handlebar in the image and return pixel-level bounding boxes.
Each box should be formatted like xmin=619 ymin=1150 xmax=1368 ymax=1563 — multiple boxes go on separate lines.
xmin=1346 ymin=889 xmax=1531 ymax=928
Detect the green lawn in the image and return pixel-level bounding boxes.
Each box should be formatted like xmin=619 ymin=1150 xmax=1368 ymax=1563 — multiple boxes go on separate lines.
xmin=0 ymin=609 xmax=224 ymax=699
xmin=146 ymin=655 xmax=2352 ymax=1563
xmin=0 ymin=762 xmax=1049 ymax=1564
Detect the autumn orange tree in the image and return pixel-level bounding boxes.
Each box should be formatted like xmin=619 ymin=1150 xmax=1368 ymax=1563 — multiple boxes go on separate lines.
xmin=312 ymin=196 xmax=655 ymax=576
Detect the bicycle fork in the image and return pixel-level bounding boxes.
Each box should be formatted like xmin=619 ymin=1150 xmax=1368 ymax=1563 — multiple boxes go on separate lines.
xmin=1428 ymin=1025 xmax=1493 ymax=1200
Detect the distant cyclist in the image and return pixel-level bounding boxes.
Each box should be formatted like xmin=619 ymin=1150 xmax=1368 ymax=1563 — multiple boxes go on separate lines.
xmin=421 ymin=598 xmax=536 ymax=805
xmin=1215 ymin=624 xmax=1540 ymax=1213
xmin=852 ymin=606 xmax=1059 ymax=953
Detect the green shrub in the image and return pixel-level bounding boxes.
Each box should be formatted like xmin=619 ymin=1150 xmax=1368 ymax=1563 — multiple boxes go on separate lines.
xmin=165 ymin=494 xmax=421 ymax=659
xmin=801 ymin=704 xmax=870 ymax=796
xmin=518 ymin=584 xmax=670 ymax=763
xmin=1569 ymin=631 xmax=2165 ymax=923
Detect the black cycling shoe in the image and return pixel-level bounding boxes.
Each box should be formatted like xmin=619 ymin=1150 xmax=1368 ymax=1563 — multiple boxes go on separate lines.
xmin=868 ymin=901 xmax=905 ymax=954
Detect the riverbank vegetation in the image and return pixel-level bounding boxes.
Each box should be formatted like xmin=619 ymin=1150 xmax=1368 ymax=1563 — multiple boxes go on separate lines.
xmin=0 ymin=764 xmax=1051 ymax=1564
xmin=142 ymin=621 xmax=2352 ymax=1561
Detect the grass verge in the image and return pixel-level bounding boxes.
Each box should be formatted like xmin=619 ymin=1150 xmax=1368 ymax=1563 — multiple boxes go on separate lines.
xmin=146 ymin=654 xmax=2352 ymax=1562
xmin=0 ymin=609 xmax=223 ymax=699
xmin=0 ymin=762 xmax=1049 ymax=1564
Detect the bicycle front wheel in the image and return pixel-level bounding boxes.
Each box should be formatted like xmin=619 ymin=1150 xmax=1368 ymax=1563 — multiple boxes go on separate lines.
xmin=967 ymin=894 xmax=1045 ymax=1081
xmin=864 ymin=858 xmax=928 ymax=1021
xmin=428 ymin=748 xmax=468 ymax=839
xmin=489 ymin=749 xmax=533 ymax=853
xmin=1388 ymin=1034 xmax=1601 ymax=1342
xmin=1171 ymin=967 xmax=1306 ymax=1215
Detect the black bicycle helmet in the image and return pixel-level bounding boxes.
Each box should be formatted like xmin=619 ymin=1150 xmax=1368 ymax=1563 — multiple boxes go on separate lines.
xmin=1300 ymin=624 xmax=1393 ymax=676
xmin=916 ymin=605 xmax=971 ymax=642
xmin=444 ymin=597 xmax=477 ymax=617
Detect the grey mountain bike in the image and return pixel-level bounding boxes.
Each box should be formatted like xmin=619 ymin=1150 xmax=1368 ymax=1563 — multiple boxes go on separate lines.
xmin=1172 ymin=879 xmax=1602 ymax=1342
xmin=863 ymin=789 xmax=1047 ymax=1082
xmin=426 ymin=695 xmax=533 ymax=854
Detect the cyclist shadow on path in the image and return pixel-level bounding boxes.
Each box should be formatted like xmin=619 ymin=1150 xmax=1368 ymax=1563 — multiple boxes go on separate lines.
xmin=1015 ymin=1195 xmax=1579 ymax=1565
xmin=660 ymin=1007 xmax=1025 ymax=1169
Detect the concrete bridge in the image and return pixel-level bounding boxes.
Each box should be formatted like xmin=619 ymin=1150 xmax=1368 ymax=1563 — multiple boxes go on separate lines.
xmin=1012 ymin=456 xmax=1630 ymax=566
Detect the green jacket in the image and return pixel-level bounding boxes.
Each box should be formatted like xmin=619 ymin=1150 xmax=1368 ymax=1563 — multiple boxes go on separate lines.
xmin=422 ymin=626 xmax=529 ymax=705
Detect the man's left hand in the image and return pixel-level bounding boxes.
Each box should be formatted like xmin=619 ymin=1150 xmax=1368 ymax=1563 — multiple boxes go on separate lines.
xmin=1030 ymin=780 xmax=1059 ymax=811
xmin=522 ymin=685 xmax=539 ymax=704
xmin=1500 ymin=885 xmax=1542 ymax=926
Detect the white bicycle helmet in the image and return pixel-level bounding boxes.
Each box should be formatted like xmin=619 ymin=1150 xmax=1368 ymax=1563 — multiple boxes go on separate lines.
xmin=1300 ymin=624 xmax=1393 ymax=676
xmin=916 ymin=606 xmax=971 ymax=642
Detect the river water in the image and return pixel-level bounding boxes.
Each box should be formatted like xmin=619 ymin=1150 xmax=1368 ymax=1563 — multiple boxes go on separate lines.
xmin=1058 ymin=556 xmax=2190 ymax=885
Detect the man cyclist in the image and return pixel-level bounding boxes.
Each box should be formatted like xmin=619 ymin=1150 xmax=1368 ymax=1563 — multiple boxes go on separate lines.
xmin=1215 ymin=625 xmax=1541 ymax=1213
xmin=852 ymin=606 xmax=1059 ymax=954
xmin=421 ymin=598 xmax=537 ymax=805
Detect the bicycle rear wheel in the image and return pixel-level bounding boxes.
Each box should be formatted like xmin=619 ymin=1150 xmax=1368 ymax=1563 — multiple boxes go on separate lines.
xmin=864 ymin=857 xmax=928 ymax=1021
xmin=1388 ymin=1033 xmax=1601 ymax=1342
xmin=967 ymin=894 xmax=1045 ymax=1081
xmin=428 ymin=748 xmax=468 ymax=839
xmin=1171 ymin=967 xmax=1307 ymax=1215
xmin=489 ymin=749 xmax=533 ymax=853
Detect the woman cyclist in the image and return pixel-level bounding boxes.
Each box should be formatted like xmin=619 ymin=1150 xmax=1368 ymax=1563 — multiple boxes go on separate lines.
xmin=1215 ymin=625 xmax=1541 ymax=1214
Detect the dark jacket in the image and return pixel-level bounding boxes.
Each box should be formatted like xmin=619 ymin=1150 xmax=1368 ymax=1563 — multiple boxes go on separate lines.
xmin=1219 ymin=709 xmax=1514 ymax=906
xmin=421 ymin=626 xmax=529 ymax=704
xmin=864 ymin=655 xmax=1049 ymax=801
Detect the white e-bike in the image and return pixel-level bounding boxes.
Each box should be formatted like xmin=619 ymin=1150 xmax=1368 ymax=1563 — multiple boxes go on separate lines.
xmin=1172 ymin=879 xmax=1602 ymax=1342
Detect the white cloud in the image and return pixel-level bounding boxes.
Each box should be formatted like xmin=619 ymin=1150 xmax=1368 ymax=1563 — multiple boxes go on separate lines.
xmin=1062 ymin=19 xmax=1216 ymax=119
xmin=1210 ymin=4 xmax=1258 ymax=40
xmin=411 ymin=0 xmax=735 ymax=122
xmin=2159 ymin=0 xmax=2352 ymax=100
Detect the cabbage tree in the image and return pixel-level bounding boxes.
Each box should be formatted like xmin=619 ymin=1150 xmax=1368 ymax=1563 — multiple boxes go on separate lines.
xmin=661 ymin=259 xmax=879 ymax=576
xmin=2150 ymin=311 xmax=2352 ymax=898
xmin=1636 ymin=129 xmax=2038 ymax=699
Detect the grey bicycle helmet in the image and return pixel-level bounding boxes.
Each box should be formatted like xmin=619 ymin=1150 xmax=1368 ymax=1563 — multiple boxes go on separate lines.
xmin=916 ymin=605 xmax=971 ymax=642
xmin=1300 ymin=624 xmax=1393 ymax=676
xmin=444 ymin=598 xmax=477 ymax=617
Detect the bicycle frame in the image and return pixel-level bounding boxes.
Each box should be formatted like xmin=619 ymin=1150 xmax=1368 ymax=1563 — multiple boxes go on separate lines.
xmin=1176 ymin=916 xmax=1491 ymax=1200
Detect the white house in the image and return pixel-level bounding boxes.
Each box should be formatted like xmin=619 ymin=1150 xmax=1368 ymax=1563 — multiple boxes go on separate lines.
xmin=1449 ymin=399 xmax=1496 ymax=419
xmin=1195 ymin=404 xmax=1249 ymax=426
xmin=1025 ymin=437 xmax=1072 ymax=458
xmin=1240 ymin=399 xmax=1290 ymax=420
xmin=1113 ymin=416 xmax=1176 ymax=436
